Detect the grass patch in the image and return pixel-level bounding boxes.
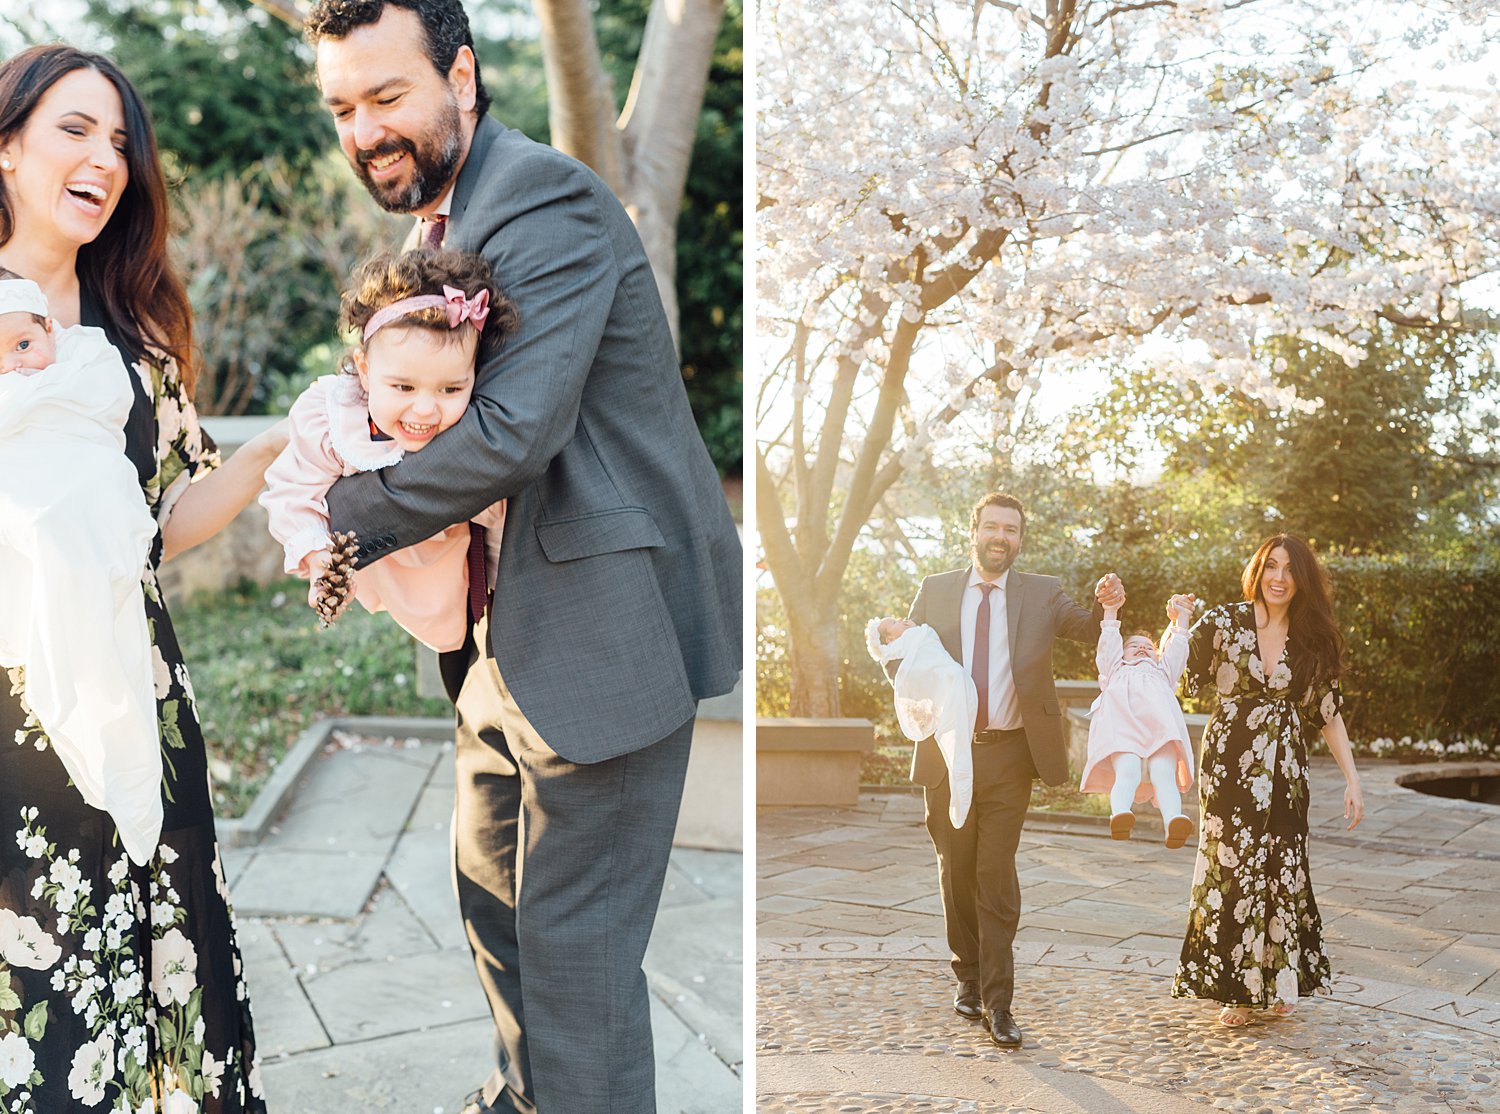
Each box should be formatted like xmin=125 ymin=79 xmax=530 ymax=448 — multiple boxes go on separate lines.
xmin=174 ymin=577 xmax=451 ymax=817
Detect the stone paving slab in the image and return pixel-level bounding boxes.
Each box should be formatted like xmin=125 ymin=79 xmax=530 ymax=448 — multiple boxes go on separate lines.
xmin=759 ymin=1057 xmax=1220 ymax=1113
xmin=232 ymin=848 xmax=391 ymax=918
xmin=237 ymin=734 xmax=742 ymax=1111
xmin=262 ymin=740 xmax=442 ymax=854
xmin=757 ymin=760 xmax=1500 ymax=1112
xmin=259 ymin=1016 xmax=494 ymax=1113
xmin=234 ymin=919 xmax=330 ymax=1058
xmin=758 ymin=960 xmax=1499 ymax=1114
xmin=382 ymin=824 xmax=469 ymax=951
xmin=272 ymin=882 xmax=440 ymax=975
xmin=299 ymin=942 xmax=492 ymax=1044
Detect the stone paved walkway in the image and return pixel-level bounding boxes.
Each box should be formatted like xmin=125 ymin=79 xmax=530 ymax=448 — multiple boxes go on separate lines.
xmin=757 ymin=760 xmax=1500 ymax=1113
xmin=222 ymin=731 xmax=742 ymax=1113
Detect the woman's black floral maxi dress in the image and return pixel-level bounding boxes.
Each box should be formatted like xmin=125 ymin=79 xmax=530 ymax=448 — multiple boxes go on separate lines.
xmin=1170 ymin=601 xmax=1342 ymax=1008
xmin=0 ymin=301 xmax=265 ymax=1113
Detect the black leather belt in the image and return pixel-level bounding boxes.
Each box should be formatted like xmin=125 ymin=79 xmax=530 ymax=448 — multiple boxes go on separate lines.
xmin=973 ymin=727 xmax=1026 ymax=744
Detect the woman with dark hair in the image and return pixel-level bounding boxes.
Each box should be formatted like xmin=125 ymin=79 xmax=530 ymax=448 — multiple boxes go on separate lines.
xmin=1170 ymin=534 xmax=1364 ymax=1028
xmin=0 ymin=44 xmax=282 ymax=1110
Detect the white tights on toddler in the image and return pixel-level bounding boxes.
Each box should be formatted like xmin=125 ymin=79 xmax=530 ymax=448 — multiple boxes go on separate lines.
xmin=1109 ymin=749 xmax=1183 ymax=819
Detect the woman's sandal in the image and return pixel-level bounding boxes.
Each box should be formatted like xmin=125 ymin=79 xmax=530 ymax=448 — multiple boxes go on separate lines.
xmin=1270 ymin=1002 xmax=1296 ymax=1017
xmin=1217 ymin=1005 xmax=1251 ymax=1027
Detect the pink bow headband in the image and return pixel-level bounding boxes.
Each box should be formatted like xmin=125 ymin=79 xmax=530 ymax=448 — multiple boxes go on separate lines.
xmin=362 ymin=285 xmax=491 ymax=342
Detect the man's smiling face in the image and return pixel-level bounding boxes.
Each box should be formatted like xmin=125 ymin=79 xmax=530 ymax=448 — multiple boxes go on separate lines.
xmin=315 ymin=6 xmax=475 ymax=216
xmin=972 ymin=504 xmax=1023 ymax=578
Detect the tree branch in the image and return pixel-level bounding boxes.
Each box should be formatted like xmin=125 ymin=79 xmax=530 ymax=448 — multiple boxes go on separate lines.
xmin=246 ymin=0 xmax=305 ymax=29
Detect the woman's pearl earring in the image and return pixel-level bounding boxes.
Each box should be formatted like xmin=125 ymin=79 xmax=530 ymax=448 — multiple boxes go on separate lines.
xmin=0 ymin=159 xmax=10 ymax=170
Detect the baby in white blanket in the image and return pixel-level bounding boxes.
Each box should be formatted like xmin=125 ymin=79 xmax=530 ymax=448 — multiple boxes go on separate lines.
xmin=0 ymin=276 xmax=162 ymax=864
xmin=867 ymin=617 xmax=978 ymax=828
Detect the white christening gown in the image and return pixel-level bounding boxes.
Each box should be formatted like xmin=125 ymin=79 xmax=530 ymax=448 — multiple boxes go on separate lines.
xmin=0 ymin=324 xmax=162 ymax=863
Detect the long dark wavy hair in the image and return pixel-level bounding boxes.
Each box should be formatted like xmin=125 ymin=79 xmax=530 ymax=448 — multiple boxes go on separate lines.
xmin=1241 ymin=533 xmax=1344 ymax=688
xmin=0 ymin=45 xmax=195 ymax=390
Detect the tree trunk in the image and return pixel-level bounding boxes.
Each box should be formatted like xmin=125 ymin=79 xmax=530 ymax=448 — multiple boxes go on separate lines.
xmin=535 ymin=0 xmax=723 ymax=343
xmin=533 ymin=0 xmax=623 ymax=190
xmin=614 ymin=0 xmax=724 ymax=342
xmin=785 ymin=597 xmax=842 ymax=718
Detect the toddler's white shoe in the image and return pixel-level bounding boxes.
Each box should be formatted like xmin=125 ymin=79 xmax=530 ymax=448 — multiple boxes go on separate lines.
xmin=1165 ymin=814 xmax=1194 ymax=849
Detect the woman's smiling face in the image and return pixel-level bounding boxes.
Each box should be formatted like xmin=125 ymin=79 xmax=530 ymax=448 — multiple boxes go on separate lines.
xmin=1260 ymin=545 xmax=1297 ymax=608
xmin=1 ymin=68 xmax=129 ymax=250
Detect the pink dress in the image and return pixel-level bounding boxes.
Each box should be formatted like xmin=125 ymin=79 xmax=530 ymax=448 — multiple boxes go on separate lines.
xmin=1078 ymin=619 xmax=1195 ymax=805
xmin=260 ymin=374 xmax=505 ymax=652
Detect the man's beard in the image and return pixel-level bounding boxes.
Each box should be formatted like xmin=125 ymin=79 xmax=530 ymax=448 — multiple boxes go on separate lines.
xmin=974 ymin=540 xmax=1016 ymax=577
xmin=354 ymin=99 xmax=464 ymax=214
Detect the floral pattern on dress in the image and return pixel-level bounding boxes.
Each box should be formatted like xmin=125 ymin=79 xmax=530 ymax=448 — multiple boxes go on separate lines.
xmin=1170 ymin=601 xmax=1341 ymax=1009
xmin=0 ymin=344 xmax=263 ymax=1113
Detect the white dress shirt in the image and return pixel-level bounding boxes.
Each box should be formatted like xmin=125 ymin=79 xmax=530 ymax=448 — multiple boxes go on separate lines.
xmin=960 ymin=566 xmax=1021 ymax=731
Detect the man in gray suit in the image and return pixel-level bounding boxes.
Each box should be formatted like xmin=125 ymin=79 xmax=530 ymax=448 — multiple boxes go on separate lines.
xmin=905 ymin=493 xmax=1120 ymax=1050
xmin=306 ymin=3 xmax=740 ymax=1111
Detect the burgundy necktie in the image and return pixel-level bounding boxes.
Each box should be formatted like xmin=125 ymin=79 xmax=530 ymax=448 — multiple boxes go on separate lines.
xmin=467 ymin=522 xmax=488 ymax=624
xmin=422 ymin=215 xmax=447 ymax=248
xmin=973 ymin=581 xmax=997 ymax=732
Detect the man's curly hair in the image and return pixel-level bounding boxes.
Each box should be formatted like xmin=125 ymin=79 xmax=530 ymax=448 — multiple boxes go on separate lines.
xmin=304 ymin=0 xmax=491 ymax=119
xmin=341 ymin=248 xmax=518 ymax=362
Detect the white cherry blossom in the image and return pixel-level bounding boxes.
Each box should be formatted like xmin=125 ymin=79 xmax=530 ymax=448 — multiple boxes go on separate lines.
xmin=757 ymin=0 xmax=1500 ymax=713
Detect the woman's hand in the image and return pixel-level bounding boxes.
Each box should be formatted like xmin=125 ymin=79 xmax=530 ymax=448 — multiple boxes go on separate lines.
xmin=1343 ymin=776 xmax=1364 ymax=831
xmin=1320 ymin=713 xmax=1363 ymax=831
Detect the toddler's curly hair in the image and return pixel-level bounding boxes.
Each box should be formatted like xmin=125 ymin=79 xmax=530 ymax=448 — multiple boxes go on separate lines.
xmin=339 ymin=248 xmax=519 ymax=365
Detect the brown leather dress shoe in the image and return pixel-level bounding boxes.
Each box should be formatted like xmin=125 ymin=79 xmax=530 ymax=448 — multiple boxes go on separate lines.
xmin=983 ymin=1008 xmax=1023 ymax=1049
xmin=954 ymin=980 xmax=982 ymax=1020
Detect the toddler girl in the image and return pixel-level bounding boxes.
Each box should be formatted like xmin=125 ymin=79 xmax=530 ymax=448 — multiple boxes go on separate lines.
xmin=1078 ymin=594 xmax=1197 ymax=847
xmin=0 ymin=273 xmax=162 ymax=863
xmin=867 ymin=616 xmax=978 ymax=827
xmin=261 ymin=249 xmax=517 ymax=649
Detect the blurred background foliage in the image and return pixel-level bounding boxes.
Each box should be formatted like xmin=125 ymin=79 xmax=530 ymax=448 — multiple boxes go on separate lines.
xmin=758 ymin=317 xmax=1500 ymax=757
xmin=69 ymin=0 xmax=742 ymax=474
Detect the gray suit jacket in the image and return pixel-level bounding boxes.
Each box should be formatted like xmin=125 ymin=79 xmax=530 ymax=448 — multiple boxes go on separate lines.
xmin=327 ymin=117 xmax=741 ymax=763
xmin=906 ymin=567 xmax=1098 ymax=788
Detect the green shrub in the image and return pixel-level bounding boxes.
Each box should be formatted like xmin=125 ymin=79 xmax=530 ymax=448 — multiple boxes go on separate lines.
xmin=759 ymin=548 xmax=1500 ymax=757
xmin=174 ymin=578 xmax=451 ymax=816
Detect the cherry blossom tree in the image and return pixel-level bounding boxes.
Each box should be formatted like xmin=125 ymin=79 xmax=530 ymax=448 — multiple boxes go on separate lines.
xmin=757 ymin=0 xmax=1500 ymax=715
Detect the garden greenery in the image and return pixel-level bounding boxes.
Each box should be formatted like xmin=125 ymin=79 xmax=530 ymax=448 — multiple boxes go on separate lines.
xmin=758 ymin=547 xmax=1500 ymax=761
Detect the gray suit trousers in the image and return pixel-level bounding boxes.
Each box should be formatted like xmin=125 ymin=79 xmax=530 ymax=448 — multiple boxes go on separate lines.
xmin=452 ymin=616 xmax=692 ymax=1114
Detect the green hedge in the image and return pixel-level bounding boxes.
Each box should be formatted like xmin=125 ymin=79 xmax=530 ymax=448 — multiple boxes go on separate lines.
xmin=758 ymin=546 xmax=1500 ymax=756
